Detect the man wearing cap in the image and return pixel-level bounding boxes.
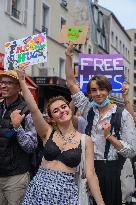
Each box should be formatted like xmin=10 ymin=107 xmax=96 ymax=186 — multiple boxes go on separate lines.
xmin=0 ymin=70 xmax=37 ymax=205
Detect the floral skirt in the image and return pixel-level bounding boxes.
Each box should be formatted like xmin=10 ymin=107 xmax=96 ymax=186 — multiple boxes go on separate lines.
xmin=22 ymin=167 xmax=78 ymax=205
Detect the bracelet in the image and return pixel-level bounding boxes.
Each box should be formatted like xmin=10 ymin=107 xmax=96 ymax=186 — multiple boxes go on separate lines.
xmin=105 ymin=133 xmax=112 ymax=140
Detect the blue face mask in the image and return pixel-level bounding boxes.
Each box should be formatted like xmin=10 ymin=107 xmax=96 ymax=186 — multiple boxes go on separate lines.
xmin=92 ymin=98 xmax=110 ymax=108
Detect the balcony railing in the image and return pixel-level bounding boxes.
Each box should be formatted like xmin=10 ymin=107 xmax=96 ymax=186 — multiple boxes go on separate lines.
xmin=11 ymin=7 xmax=20 ymax=19
xmin=42 ymin=26 xmax=48 ymax=35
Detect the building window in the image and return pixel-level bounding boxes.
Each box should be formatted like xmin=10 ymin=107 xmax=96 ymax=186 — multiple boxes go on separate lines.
xmin=60 ymin=17 xmax=66 ymax=29
xmin=11 ymin=0 xmax=21 ymax=19
xmin=119 ymin=40 xmax=122 ymax=52
xmin=134 ymin=33 xmax=136 ymax=44
xmin=128 ymin=50 xmax=130 ymax=60
xmin=115 ymin=36 xmax=118 ymax=49
xmin=5 ymin=0 xmax=27 ymax=24
xmin=59 ymin=58 xmax=65 ymax=78
xmin=97 ymin=30 xmax=101 ymax=46
xmin=125 ymin=47 xmax=127 ymax=58
xmin=134 ymin=87 xmax=136 ymax=98
xmin=99 ymin=11 xmax=103 ymax=30
xmin=11 ymin=0 xmax=20 ymax=19
xmin=42 ymin=4 xmax=50 ymax=35
xmin=123 ymin=44 xmax=125 ymax=55
xmin=134 ymin=73 xmax=136 ymax=84
xmin=88 ymin=48 xmax=92 ymax=54
xmin=134 ymin=60 xmax=136 ymax=70
xmin=134 ymin=46 xmax=136 ymax=57
xmin=102 ymin=35 xmax=106 ymax=49
xmin=111 ymin=31 xmax=114 ymax=44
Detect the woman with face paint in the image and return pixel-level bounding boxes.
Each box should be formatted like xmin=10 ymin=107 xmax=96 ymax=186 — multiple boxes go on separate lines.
xmin=65 ymin=42 xmax=136 ymax=205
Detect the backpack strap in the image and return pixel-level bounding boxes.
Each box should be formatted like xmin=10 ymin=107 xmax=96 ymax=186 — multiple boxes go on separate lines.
xmin=104 ymin=106 xmax=124 ymax=160
xmin=85 ymin=107 xmax=95 ymax=136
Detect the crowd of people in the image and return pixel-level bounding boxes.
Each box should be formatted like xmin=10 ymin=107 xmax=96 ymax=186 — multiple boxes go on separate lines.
xmin=0 ymin=43 xmax=136 ymax=205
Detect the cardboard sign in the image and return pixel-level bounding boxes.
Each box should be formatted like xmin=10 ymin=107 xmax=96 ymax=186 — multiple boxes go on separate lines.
xmin=59 ymin=25 xmax=88 ymax=44
xmin=4 ymin=32 xmax=47 ymax=70
xmin=77 ymin=54 xmax=124 ymax=93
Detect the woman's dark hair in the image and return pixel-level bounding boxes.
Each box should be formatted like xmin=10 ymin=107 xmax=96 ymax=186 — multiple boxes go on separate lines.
xmin=86 ymin=74 xmax=112 ymax=93
xmin=46 ymin=96 xmax=69 ymax=118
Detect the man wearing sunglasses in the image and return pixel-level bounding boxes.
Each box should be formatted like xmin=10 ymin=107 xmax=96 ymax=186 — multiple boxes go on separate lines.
xmin=0 ymin=70 xmax=37 ymax=205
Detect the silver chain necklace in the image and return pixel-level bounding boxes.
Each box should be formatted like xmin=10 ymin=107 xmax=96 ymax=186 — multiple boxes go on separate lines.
xmin=58 ymin=129 xmax=78 ymax=145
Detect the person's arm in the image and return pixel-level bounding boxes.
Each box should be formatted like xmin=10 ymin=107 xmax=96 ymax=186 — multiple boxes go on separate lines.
xmin=17 ymin=63 xmax=51 ymax=139
xmin=102 ymin=110 xmax=136 ymax=158
xmin=85 ymin=136 xmax=105 ymax=205
xmin=122 ymin=82 xmax=135 ymax=121
xmin=102 ymin=122 xmax=124 ymax=151
xmin=118 ymin=109 xmax=136 ymax=158
xmin=11 ymin=112 xmax=38 ymax=153
xmin=65 ymin=43 xmax=92 ymax=119
xmin=65 ymin=43 xmax=80 ymax=95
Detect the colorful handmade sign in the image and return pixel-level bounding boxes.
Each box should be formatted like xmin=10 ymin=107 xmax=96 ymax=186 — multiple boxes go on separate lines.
xmin=4 ymin=32 xmax=47 ymax=70
xmin=78 ymin=54 xmax=124 ymax=93
xmin=59 ymin=25 xmax=88 ymax=44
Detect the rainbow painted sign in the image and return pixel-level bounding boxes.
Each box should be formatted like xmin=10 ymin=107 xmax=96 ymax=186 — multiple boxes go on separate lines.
xmin=4 ymin=32 xmax=47 ymax=70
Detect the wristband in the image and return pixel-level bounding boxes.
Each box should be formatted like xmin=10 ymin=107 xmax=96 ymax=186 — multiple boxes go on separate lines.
xmin=105 ymin=133 xmax=112 ymax=140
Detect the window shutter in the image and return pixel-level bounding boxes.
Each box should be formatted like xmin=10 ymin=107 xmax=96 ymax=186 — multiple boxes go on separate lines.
xmin=5 ymin=0 xmax=12 ymax=15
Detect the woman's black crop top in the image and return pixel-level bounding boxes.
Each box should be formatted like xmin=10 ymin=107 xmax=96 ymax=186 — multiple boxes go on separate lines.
xmin=43 ymin=130 xmax=82 ymax=168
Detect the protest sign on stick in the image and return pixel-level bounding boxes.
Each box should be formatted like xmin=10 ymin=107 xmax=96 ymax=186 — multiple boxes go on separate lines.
xmin=4 ymin=32 xmax=47 ymax=70
xmin=59 ymin=25 xmax=88 ymax=44
xmin=78 ymin=54 xmax=124 ymax=93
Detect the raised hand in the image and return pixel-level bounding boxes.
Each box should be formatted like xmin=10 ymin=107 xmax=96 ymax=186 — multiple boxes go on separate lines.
xmin=16 ymin=62 xmax=29 ymax=81
xmin=122 ymin=81 xmax=129 ymax=96
xmin=65 ymin=41 xmax=75 ymax=57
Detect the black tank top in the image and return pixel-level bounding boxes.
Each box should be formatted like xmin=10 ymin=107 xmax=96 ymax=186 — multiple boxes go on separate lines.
xmin=43 ymin=130 xmax=82 ymax=168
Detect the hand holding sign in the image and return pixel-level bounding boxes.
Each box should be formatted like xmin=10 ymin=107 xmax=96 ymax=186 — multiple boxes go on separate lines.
xmin=65 ymin=41 xmax=75 ymax=57
xmin=16 ymin=62 xmax=29 ymax=81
